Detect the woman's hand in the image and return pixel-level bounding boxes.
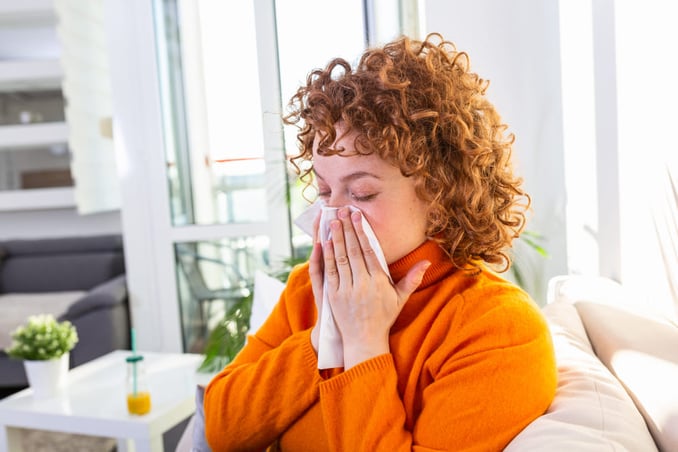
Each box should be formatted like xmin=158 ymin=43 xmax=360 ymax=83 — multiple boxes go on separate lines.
xmin=323 ymin=207 xmax=430 ymax=369
xmin=308 ymin=212 xmax=324 ymax=354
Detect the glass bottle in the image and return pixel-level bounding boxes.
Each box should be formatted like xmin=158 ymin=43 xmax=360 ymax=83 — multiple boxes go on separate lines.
xmin=126 ymin=355 xmax=152 ymax=415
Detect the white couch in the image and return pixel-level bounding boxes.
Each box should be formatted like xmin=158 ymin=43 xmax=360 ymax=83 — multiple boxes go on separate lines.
xmin=506 ymin=275 xmax=678 ymax=451
xmin=178 ymin=274 xmax=678 ymax=451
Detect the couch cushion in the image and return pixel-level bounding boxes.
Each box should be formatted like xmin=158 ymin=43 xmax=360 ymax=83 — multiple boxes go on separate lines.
xmin=1 ymin=253 xmax=124 ymax=293
xmin=0 ymin=247 xmax=6 ymax=275
xmin=0 ymin=235 xmax=123 ymax=256
xmin=577 ymin=301 xmax=678 ymax=452
xmin=0 ymin=292 xmax=86 ymax=350
xmin=0 ymin=235 xmax=125 ymax=293
xmin=505 ymin=301 xmax=657 ymax=451
xmin=249 ymin=270 xmax=286 ymax=333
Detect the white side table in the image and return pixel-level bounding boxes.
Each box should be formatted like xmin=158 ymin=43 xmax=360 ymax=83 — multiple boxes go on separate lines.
xmin=0 ymin=350 xmax=208 ymax=452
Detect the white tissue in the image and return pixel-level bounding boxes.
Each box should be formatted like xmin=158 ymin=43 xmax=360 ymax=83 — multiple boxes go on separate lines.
xmin=294 ymin=201 xmax=391 ymax=369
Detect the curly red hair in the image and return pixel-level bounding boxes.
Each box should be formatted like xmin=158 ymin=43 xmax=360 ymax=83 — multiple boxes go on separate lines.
xmin=284 ymin=33 xmax=529 ymax=271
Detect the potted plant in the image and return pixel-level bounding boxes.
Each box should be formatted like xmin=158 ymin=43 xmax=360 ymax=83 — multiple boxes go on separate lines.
xmin=198 ymin=255 xmax=307 ymax=373
xmin=508 ymin=230 xmax=550 ymax=299
xmin=6 ymin=314 xmax=79 ymax=398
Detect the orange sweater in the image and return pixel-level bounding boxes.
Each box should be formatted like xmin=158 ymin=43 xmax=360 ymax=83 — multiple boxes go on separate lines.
xmin=204 ymin=240 xmax=557 ymax=451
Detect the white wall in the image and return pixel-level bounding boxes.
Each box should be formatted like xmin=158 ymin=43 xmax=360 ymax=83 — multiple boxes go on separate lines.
xmin=423 ymin=0 xmax=568 ymax=303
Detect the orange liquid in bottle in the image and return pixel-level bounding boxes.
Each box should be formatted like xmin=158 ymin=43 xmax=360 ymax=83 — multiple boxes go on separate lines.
xmin=127 ymin=391 xmax=152 ymax=415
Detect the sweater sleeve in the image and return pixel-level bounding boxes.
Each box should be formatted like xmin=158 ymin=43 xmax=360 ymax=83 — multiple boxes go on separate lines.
xmin=319 ymin=354 xmax=412 ymax=450
xmin=318 ymin=291 xmax=557 ymax=452
xmin=204 ymin=265 xmax=323 ymax=451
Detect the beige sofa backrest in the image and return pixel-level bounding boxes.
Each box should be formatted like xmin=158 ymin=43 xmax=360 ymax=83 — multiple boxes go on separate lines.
xmin=505 ymin=300 xmax=658 ymax=451
xmin=577 ymin=301 xmax=678 ymax=451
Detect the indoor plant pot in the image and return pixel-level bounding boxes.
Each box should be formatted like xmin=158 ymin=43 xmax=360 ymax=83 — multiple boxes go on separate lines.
xmin=23 ymin=352 xmax=70 ymax=398
xmin=6 ymin=314 xmax=79 ymax=399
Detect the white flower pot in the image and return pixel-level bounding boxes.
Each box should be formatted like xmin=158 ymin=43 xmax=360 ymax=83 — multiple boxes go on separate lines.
xmin=23 ymin=352 xmax=70 ymax=399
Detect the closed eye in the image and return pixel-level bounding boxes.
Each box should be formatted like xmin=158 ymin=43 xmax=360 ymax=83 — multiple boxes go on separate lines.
xmin=351 ymin=193 xmax=377 ymax=202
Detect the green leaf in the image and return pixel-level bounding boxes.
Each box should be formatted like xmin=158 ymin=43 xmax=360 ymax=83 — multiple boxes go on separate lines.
xmin=6 ymin=314 xmax=78 ymax=360
xmin=197 ymin=252 xmax=309 ymax=373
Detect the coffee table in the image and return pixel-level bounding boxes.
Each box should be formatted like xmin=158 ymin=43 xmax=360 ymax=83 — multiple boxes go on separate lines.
xmin=0 ymin=350 xmax=209 ymax=452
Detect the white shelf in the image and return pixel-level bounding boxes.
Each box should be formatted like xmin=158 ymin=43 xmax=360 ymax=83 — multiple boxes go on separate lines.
xmin=0 ymin=122 xmax=68 ymax=150
xmin=0 ymin=187 xmax=75 ymax=211
xmin=0 ymin=59 xmax=62 ymax=92
xmin=0 ymin=0 xmax=74 ymax=215
xmin=0 ymin=0 xmax=56 ymax=26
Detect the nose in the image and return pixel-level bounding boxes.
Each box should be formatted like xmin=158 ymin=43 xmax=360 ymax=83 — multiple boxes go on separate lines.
xmin=325 ymin=193 xmax=349 ymax=208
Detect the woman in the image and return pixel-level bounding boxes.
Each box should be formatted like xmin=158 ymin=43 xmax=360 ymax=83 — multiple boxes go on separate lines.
xmin=204 ymin=33 xmax=556 ymax=451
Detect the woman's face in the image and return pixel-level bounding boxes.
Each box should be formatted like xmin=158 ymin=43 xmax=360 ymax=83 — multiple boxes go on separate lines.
xmin=312 ymin=127 xmax=429 ymax=264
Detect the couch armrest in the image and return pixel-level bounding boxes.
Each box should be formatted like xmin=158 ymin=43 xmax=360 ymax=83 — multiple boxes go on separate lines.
xmin=546 ymin=275 xmax=627 ymax=305
xmin=505 ymin=301 xmax=658 ymax=451
xmin=61 ymin=274 xmax=130 ymax=367
xmin=60 ymin=274 xmax=127 ymax=320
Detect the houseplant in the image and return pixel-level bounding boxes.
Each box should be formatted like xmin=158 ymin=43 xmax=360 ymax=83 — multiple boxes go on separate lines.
xmin=508 ymin=230 xmax=550 ymax=300
xmin=6 ymin=314 xmax=79 ymax=398
xmin=198 ymin=255 xmax=306 ymax=373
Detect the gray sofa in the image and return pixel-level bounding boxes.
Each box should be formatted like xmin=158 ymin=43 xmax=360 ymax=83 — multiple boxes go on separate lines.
xmin=0 ymin=234 xmax=129 ymax=388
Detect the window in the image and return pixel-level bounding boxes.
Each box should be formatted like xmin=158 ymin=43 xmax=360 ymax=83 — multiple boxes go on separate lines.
xmin=152 ymin=0 xmax=371 ymax=352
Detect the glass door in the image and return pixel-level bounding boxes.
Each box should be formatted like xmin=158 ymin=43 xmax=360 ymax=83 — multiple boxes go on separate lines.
xmin=153 ymin=0 xmax=291 ymax=353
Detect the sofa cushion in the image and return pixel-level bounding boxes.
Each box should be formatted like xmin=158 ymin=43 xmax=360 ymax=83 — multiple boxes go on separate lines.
xmin=505 ymin=301 xmax=657 ymax=451
xmin=0 ymin=235 xmax=125 ymax=293
xmin=0 ymin=235 xmax=123 ymax=256
xmin=577 ymin=301 xmax=678 ymax=452
xmin=0 ymin=292 xmax=86 ymax=350
xmin=1 ymin=254 xmax=124 ymax=293
xmin=0 ymin=247 xmax=6 ymax=275
xmin=249 ymin=270 xmax=286 ymax=333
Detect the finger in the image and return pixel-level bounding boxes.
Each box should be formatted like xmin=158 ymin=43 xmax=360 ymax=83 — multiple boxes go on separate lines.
xmin=310 ymin=210 xmax=325 ymax=303
xmin=350 ymin=210 xmax=383 ymax=276
xmin=323 ymin=238 xmax=341 ymax=290
xmin=309 ymin=241 xmax=324 ymax=353
xmin=328 ymin=217 xmax=353 ymax=287
xmin=312 ymin=209 xmax=322 ymax=244
xmin=395 ymin=260 xmax=431 ymax=305
xmin=309 ymin=241 xmax=324 ymax=302
xmin=338 ymin=208 xmax=368 ymax=279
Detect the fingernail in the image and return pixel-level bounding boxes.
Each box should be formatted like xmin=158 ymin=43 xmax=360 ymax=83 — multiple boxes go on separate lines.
xmin=351 ymin=211 xmax=361 ymax=222
xmin=331 ymin=220 xmax=340 ymax=231
xmin=338 ymin=208 xmax=349 ymax=219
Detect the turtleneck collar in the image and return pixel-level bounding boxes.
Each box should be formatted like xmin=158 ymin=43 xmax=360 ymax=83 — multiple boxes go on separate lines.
xmin=388 ymin=239 xmax=458 ymax=289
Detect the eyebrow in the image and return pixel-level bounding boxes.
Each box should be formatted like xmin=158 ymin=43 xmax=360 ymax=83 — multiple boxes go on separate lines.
xmin=314 ymin=169 xmax=383 ymax=184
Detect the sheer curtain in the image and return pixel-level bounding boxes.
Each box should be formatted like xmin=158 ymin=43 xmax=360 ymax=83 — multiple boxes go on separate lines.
xmin=653 ymin=162 xmax=678 ymax=318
